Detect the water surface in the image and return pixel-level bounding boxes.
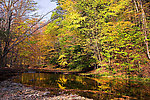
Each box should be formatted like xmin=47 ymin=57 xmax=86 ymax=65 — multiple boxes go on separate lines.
xmin=14 ymin=73 xmax=150 ymax=100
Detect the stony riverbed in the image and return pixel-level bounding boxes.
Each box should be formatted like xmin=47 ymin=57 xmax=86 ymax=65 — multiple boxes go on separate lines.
xmin=0 ymin=79 xmax=93 ymax=100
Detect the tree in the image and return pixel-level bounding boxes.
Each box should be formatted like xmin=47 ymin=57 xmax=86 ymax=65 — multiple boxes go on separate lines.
xmin=133 ymin=0 xmax=150 ymax=59
xmin=0 ymin=0 xmax=37 ymax=66
xmin=45 ymin=0 xmax=149 ymax=75
xmin=0 ymin=0 xmax=54 ymax=67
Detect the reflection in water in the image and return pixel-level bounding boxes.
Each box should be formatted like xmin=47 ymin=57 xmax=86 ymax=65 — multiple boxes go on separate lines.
xmin=14 ymin=73 xmax=150 ymax=100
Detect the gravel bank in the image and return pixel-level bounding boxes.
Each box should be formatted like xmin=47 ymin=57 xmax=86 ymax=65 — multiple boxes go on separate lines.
xmin=0 ymin=79 xmax=93 ymax=100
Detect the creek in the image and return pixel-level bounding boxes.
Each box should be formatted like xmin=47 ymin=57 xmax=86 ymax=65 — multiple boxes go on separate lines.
xmin=14 ymin=73 xmax=150 ymax=100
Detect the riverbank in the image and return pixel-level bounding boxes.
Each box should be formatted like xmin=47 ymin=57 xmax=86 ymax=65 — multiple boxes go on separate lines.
xmin=0 ymin=67 xmax=80 ymax=82
xmin=1 ymin=67 xmax=149 ymax=83
xmin=0 ymin=78 xmax=92 ymax=100
xmin=79 ymin=67 xmax=150 ymax=83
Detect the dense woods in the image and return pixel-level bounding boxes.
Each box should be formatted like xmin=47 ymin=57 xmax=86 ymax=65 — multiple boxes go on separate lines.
xmin=0 ymin=0 xmax=150 ymax=78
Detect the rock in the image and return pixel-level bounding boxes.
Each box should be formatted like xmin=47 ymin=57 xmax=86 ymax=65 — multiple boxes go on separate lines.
xmin=43 ymin=91 xmax=50 ymax=96
xmin=0 ymin=79 xmax=93 ymax=100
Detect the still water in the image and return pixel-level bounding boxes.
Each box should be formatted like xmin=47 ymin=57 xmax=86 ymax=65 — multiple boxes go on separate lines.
xmin=14 ymin=73 xmax=150 ymax=100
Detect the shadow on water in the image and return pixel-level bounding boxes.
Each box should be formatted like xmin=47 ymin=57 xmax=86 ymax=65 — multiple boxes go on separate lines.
xmin=14 ymin=73 xmax=150 ymax=100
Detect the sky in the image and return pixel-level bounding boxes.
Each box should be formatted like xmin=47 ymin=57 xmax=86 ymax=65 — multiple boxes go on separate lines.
xmin=34 ymin=0 xmax=58 ymax=20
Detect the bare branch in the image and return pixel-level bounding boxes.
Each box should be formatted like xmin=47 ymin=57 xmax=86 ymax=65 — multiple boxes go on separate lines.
xmin=10 ymin=9 xmax=55 ymax=47
xmin=2 ymin=19 xmax=53 ymax=58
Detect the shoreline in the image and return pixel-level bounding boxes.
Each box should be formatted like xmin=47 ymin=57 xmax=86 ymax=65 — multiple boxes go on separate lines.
xmin=0 ymin=78 xmax=92 ymax=100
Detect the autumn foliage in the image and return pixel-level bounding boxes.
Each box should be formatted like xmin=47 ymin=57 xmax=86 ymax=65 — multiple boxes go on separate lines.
xmin=0 ymin=0 xmax=150 ymax=77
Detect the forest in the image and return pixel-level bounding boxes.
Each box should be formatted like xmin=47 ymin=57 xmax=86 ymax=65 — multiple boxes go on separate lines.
xmin=0 ymin=0 xmax=150 ymax=99
xmin=0 ymin=0 xmax=150 ymax=78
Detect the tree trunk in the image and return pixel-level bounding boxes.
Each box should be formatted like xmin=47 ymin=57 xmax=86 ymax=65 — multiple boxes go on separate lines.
xmin=133 ymin=0 xmax=150 ymax=59
xmin=138 ymin=0 xmax=150 ymax=59
xmin=2 ymin=11 xmax=12 ymax=67
xmin=0 ymin=41 xmax=3 ymax=67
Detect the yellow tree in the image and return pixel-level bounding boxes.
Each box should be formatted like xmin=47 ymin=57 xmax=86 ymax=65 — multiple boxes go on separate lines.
xmin=0 ymin=0 xmax=54 ymax=67
xmin=0 ymin=0 xmax=37 ymax=67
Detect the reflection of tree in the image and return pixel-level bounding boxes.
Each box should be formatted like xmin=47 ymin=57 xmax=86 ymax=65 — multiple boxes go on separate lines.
xmin=17 ymin=73 xmax=150 ymax=99
xmin=57 ymin=74 xmax=67 ymax=89
xmin=75 ymin=76 xmax=83 ymax=83
xmin=91 ymin=78 xmax=111 ymax=93
xmin=20 ymin=73 xmax=59 ymax=87
xmin=56 ymin=75 xmax=98 ymax=90
xmin=91 ymin=77 xmax=150 ymax=99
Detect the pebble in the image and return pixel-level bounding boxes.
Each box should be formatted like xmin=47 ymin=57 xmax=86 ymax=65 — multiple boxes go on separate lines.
xmin=0 ymin=80 xmax=93 ymax=100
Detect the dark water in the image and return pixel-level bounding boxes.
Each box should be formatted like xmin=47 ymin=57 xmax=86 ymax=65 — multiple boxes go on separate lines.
xmin=14 ymin=73 xmax=150 ymax=100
